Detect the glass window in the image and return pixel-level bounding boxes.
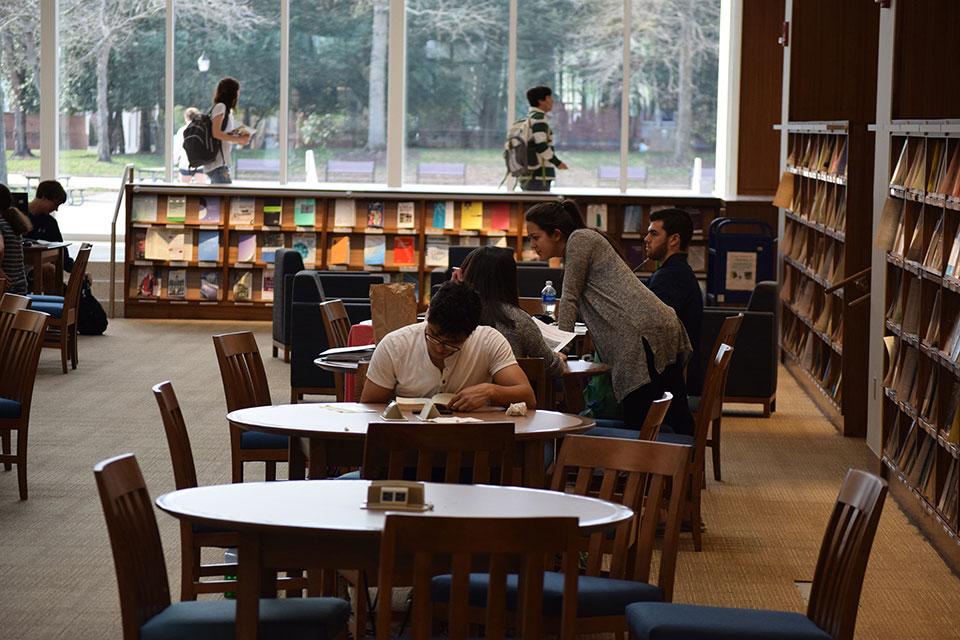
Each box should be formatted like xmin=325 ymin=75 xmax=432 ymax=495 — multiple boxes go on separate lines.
xmin=0 ymin=9 xmax=42 ymax=192
xmin=405 ymin=0 xmax=509 ymax=187
xmin=288 ymin=0 xmax=383 ymax=184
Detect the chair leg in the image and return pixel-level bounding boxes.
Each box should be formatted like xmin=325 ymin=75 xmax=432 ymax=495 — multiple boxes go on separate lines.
xmin=17 ymin=437 xmax=27 ymax=500
xmin=70 ymin=327 xmax=78 ymax=370
xmin=59 ymin=330 xmax=68 ymax=374
xmin=266 ymin=461 xmax=277 ymax=482
xmin=1 ymin=430 xmax=10 ymax=471
xmin=272 ymin=345 xmax=279 ymax=358
xmin=232 ymin=453 xmax=244 ymax=484
xmin=291 ymin=389 xmax=299 ymax=404
xmin=283 ymin=347 xmax=290 ymax=364
xmin=183 ymin=540 xmax=200 ymax=601
xmin=690 ymin=467 xmax=703 ymax=551
xmin=711 ymin=416 xmax=722 ymax=482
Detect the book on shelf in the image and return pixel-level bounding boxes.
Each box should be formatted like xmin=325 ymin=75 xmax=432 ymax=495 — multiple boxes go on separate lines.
xmin=814 ymin=295 xmax=833 ymax=333
xmin=167 ymin=269 xmax=187 ymax=299
xmin=927 ymin=140 xmax=946 ymax=194
xmin=363 ymin=235 xmax=386 ymax=266
xmin=830 ymin=138 xmax=848 ymax=176
xmin=890 ymin=142 xmax=911 ymax=188
xmin=919 ymin=366 xmax=940 ymax=424
xmin=924 ymin=289 xmax=942 ymax=347
xmin=922 ymin=216 xmax=944 ymax=270
xmin=773 ymin=172 xmax=795 ymax=209
xmin=432 ymin=201 xmax=454 ymax=230
xmin=231 ymin=271 xmax=253 ymax=301
xmin=197 ymin=196 xmax=221 ymax=224
xmin=425 ymin=236 xmax=450 ymax=268
xmin=937 ymin=460 xmax=958 ymax=525
xmin=136 ymin=268 xmax=160 ymax=298
xmin=901 ymin=278 xmax=922 ymax=336
xmin=327 ymin=235 xmax=349 ymax=266
xmin=895 ymin=418 xmax=919 ymax=470
xmin=294 ymin=198 xmax=316 ymax=227
xmin=236 ymin=233 xmax=257 ymax=264
xmin=623 ymin=205 xmax=643 ymax=234
xmin=200 ymin=271 xmax=219 ymax=301
xmin=938 ymin=143 xmax=960 ymax=197
xmin=893 ymin=345 xmax=919 ymax=402
xmin=397 ymin=202 xmax=416 ymax=229
xmin=262 ymin=270 xmax=275 ymax=302
xmin=489 ymin=203 xmax=510 ymax=231
xmin=393 ymin=237 xmax=416 ymax=266
xmin=166 ymin=195 xmax=187 ymax=222
xmin=230 ymin=198 xmax=255 ymax=226
xmin=263 ymin=198 xmax=282 ymax=227
xmin=586 ymin=204 xmax=608 ymax=232
xmin=943 ymin=314 xmax=960 ymax=361
xmin=904 ymin=219 xmax=925 ymax=263
xmin=261 ymin=232 xmax=284 ymax=264
xmin=945 ymin=228 xmax=960 ymax=278
xmin=904 ymin=142 xmax=926 ymax=192
xmin=461 ymin=201 xmax=484 ymax=230
xmin=366 ymin=201 xmax=384 ymax=228
xmin=131 ymin=195 xmax=158 ymax=222
xmin=334 ymin=199 xmax=356 ymax=228
xmin=197 ymin=230 xmax=220 ymax=263
xmin=945 ymin=384 xmax=960 ymax=445
xmin=145 ymin=227 xmax=192 ymax=262
xmin=688 ymin=245 xmax=706 ymax=272
xmin=131 ymin=228 xmax=146 ymax=260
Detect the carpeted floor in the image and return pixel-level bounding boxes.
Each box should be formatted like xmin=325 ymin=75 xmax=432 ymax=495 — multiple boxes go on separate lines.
xmin=1 ymin=318 xmax=958 ymax=639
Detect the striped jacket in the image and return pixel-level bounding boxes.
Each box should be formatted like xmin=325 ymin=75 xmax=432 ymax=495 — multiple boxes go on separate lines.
xmin=526 ymin=108 xmax=563 ymax=179
xmin=0 ymin=213 xmax=28 ymax=295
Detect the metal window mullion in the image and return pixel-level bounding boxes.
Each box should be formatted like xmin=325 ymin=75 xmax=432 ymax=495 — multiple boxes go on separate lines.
xmin=279 ymin=0 xmax=289 ymax=184
xmin=165 ymin=0 xmax=174 ymax=182
xmin=507 ymin=0 xmax=518 ymax=132
xmin=386 ymin=0 xmax=406 ymax=188
xmin=620 ymin=0 xmax=631 ymax=193
xmin=40 ymin=0 xmax=59 ymax=180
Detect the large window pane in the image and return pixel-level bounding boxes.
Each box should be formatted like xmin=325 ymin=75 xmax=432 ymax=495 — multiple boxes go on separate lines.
xmin=628 ymin=0 xmax=721 ymax=192
xmin=517 ymin=0 xmax=622 ymax=190
xmin=175 ymin=0 xmax=280 ymax=185
xmin=288 ymin=0 xmax=382 ymax=185
xmin=0 ymin=5 xmax=41 ymax=195
xmin=406 ymin=0 xmax=509 ymax=187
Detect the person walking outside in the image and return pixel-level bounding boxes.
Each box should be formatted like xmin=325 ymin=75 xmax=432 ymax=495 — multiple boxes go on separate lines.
xmin=203 ymin=77 xmax=252 ymax=184
xmin=521 ymin=85 xmax=568 ymax=191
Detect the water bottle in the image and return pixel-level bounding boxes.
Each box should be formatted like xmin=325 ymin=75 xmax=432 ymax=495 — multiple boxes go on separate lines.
xmin=541 ymin=280 xmax=557 ymax=318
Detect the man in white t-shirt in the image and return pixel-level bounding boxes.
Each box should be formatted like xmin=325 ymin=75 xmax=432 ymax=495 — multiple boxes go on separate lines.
xmin=361 ymin=281 xmax=536 ymax=411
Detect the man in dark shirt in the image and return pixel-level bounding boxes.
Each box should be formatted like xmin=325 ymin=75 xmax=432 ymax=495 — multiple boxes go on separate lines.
xmin=645 ymin=208 xmax=704 ymax=393
xmin=24 ymin=180 xmax=71 ymax=290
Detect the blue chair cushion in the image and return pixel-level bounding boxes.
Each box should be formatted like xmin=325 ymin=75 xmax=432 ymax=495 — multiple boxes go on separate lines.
xmin=240 ymin=431 xmax=289 ymax=450
xmin=593 ymin=418 xmax=626 ymax=429
xmin=28 ymin=294 xmax=65 ymax=303
xmin=584 ymin=426 xmax=640 ymax=440
xmin=657 ymin=432 xmax=694 ymax=446
xmin=140 ymin=597 xmax=350 ymax=640
xmin=432 ymin=572 xmax=662 ymax=618
xmin=337 ymin=469 xmax=362 ymax=480
xmin=0 ymin=398 xmax=22 ymax=419
xmin=625 ymin=603 xmax=832 ymax=640
xmin=688 ymin=395 xmax=701 ymax=414
xmin=28 ymin=300 xmax=63 ymax=319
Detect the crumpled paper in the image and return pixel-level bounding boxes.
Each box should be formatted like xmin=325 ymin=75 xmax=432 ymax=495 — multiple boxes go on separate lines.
xmin=505 ymin=402 xmax=527 ymax=416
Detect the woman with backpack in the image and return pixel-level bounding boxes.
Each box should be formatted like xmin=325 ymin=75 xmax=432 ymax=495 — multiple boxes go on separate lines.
xmin=203 ymin=77 xmax=252 ymax=184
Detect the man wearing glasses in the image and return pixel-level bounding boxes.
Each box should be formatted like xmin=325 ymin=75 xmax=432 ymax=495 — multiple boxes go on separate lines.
xmin=361 ymin=281 xmax=536 ymax=411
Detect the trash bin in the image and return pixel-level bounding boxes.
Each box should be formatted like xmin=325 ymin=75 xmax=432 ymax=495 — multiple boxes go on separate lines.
xmin=706 ymin=218 xmax=777 ymax=305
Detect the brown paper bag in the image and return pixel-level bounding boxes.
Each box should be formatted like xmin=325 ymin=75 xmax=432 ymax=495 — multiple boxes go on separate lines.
xmin=370 ymin=283 xmax=418 ymax=342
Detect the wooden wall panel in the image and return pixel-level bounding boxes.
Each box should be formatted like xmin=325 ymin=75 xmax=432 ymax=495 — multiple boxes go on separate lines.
xmin=737 ymin=0 xmax=785 ymax=196
xmin=892 ymin=0 xmax=960 ymax=118
xmin=788 ymin=0 xmax=880 ymax=122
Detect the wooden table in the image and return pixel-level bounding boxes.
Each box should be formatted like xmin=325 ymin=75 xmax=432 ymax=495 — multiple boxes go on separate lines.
xmin=156 ymin=480 xmax=633 ymax=640
xmin=560 ymin=359 xmax=612 ymax=413
xmin=227 ymin=402 xmax=593 ymax=488
xmin=23 ymin=241 xmax=70 ymax=295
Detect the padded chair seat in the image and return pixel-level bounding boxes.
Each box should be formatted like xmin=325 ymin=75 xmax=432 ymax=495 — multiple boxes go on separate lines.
xmin=28 ymin=294 xmax=65 ymax=303
xmin=432 ymin=571 xmax=663 ymax=618
xmin=28 ymin=300 xmax=63 ymax=318
xmin=584 ymin=426 xmax=640 ymax=440
xmin=656 ymin=432 xmax=695 ymax=446
xmin=688 ymin=395 xmax=701 ymax=414
xmin=625 ymin=603 xmax=832 ymax=640
xmin=140 ymin=597 xmax=350 ymax=640
xmin=0 ymin=398 xmax=22 ymax=419
xmin=240 ymin=430 xmax=289 ymax=450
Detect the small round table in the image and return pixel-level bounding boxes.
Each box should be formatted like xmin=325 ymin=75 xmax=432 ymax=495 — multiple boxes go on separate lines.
xmin=228 ymin=402 xmax=594 ymax=487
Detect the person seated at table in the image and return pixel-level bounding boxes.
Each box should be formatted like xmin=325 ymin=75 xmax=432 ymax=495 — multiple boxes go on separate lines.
xmin=361 ymin=280 xmax=537 ymax=411
xmin=24 ymin=180 xmax=71 ymax=292
xmin=459 ymin=246 xmax=565 ymax=379
xmin=0 ymin=184 xmax=33 ymax=295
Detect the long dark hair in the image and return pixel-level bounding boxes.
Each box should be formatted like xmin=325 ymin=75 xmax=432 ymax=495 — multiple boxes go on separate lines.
xmin=213 ymin=77 xmax=240 ymax=114
xmin=460 ymin=246 xmax=519 ymax=330
xmin=524 ymin=199 xmax=625 ymax=259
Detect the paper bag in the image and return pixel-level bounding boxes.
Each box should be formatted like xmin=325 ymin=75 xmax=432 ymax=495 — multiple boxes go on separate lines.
xmin=370 ymin=283 xmax=418 ymax=342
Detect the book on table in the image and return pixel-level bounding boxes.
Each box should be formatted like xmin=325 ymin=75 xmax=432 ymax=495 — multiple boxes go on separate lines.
xmin=319 ymin=344 xmax=376 ymax=362
xmin=395 ymin=393 xmax=457 ymax=412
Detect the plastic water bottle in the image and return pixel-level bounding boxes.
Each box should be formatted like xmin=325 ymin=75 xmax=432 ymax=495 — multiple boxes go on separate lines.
xmin=541 ymin=280 xmax=557 ymax=318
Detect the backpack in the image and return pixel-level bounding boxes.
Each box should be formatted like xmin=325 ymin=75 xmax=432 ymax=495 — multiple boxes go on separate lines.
xmin=181 ymin=108 xmax=223 ymax=168
xmin=503 ymin=116 xmax=534 ymax=178
xmin=77 ymin=276 xmax=108 ymax=336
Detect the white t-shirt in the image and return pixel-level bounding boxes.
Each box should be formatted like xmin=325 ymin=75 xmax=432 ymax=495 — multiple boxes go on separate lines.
xmin=365 ymin=323 xmax=517 ymax=399
xmin=203 ymin=102 xmax=235 ymax=172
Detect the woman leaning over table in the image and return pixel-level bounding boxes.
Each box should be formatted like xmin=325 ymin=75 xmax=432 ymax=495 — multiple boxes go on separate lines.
xmin=524 ymin=199 xmax=695 ymax=435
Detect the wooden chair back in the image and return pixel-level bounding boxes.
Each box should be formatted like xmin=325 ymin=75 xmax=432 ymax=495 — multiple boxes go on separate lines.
xmin=62 ymin=243 xmax=92 ymax=321
xmin=319 ymin=299 xmax=351 ymax=348
xmin=212 ymin=331 xmax=272 ymax=412
xmin=0 ymin=231 xmax=7 ymax=294
xmin=518 ymin=297 xmax=543 ymax=316
xmin=551 ymin=435 xmax=689 ymax=601
xmin=695 ymin=344 xmax=734 ymax=454
xmin=807 ymin=469 xmax=887 ymax=640
xmin=638 ymin=391 xmax=672 ymax=440
xmin=353 ymin=360 xmax=369 ymax=400
xmin=377 ymin=514 xmax=580 ymax=640
xmin=362 ymin=421 xmax=517 ymax=485
xmin=0 ymin=309 xmax=48 ymax=407
xmin=0 ymin=293 xmax=31 ymax=346
xmin=152 ymin=381 xmax=198 ymax=491
xmin=516 ymin=357 xmax=547 ymax=408
xmin=94 ymin=454 xmax=171 ymax=640
xmin=704 ymin=313 xmax=743 ymax=418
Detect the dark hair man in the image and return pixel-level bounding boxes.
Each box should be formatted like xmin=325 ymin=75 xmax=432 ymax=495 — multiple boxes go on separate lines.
xmin=522 ymin=85 xmax=568 ymax=192
xmin=25 ymin=180 xmax=72 ymax=290
xmin=361 ymin=281 xmax=536 ymax=411
xmin=645 ymin=208 xmax=704 ymax=392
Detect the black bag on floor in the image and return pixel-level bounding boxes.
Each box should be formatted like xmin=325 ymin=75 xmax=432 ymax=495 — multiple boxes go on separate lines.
xmin=78 ymin=276 xmax=108 ymax=335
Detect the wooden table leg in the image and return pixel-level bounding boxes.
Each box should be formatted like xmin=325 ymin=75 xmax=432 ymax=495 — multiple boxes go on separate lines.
xmin=236 ymin=531 xmax=263 ymax=640
xmin=288 ymin=436 xmax=306 ymax=480
xmin=308 ymin=438 xmax=329 ymax=480
xmin=521 ymin=441 xmax=546 ymax=488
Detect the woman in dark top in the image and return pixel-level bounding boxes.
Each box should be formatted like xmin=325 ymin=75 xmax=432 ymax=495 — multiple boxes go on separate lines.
xmin=524 ymin=199 xmax=694 ymax=435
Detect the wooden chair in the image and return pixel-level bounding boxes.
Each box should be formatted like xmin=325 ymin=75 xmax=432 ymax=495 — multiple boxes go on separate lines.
xmin=517 ymin=357 xmax=548 ymax=408
xmin=27 ymin=242 xmax=91 ymax=373
xmin=93 ymin=453 xmax=350 ymax=640
xmin=0 ymin=309 xmax=48 ymax=500
xmin=319 ymin=299 xmax=352 ymax=402
xmin=582 ymin=391 xmax=672 ymax=441
xmin=625 ymin=469 xmax=888 ymax=640
xmin=518 ymin=297 xmax=545 ymax=316
xmin=698 ymin=313 xmax=743 ymax=482
xmin=353 ymin=360 xmax=369 ymax=400
xmin=212 ymin=331 xmax=288 ymax=482
xmin=0 ymin=293 xmax=30 ymax=345
xmin=378 ymin=514 xmax=581 ymax=640
xmin=0 ymin=231 xmax=7 ymax=295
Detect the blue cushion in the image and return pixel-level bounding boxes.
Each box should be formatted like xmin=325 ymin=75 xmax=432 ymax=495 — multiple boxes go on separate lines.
xmin=28 ymin=294 xmax=64 ymax=303
xmin=625 ymin=603 xmax=832 ymax=640
xmin=0 ymin=398 xmax=22 ymax=419
xmin=337 ymin=469 xmax=362 ymax=480
xmin=657 ymin=432 xmax=694 ymax=446
xmin=593 ymin=418 xmax=626 ymax=429
xmin=140 ymin=597 xmax=350 ymax=640
xmin=584 ymin=426 xmax=640 ymax=440
xmin=28 ymin=300 xmax=63 ymax=318
xmin=240 ymin=431 xmax=289 ymax=450
xmin=432 ymin=572 xmax=662 ymax=618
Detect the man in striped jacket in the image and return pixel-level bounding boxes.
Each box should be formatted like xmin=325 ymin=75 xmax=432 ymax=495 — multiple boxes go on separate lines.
xmin=522 ymin=86 xmax=568 ymax=191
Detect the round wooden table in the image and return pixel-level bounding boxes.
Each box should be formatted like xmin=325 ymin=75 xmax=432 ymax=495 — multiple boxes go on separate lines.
xmin=228 ymin=402 xmax=593 ymax=487
xmin=157 ymin=480 xmax=633 ymax=640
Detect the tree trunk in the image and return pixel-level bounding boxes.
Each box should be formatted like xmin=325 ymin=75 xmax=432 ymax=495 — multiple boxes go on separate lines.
xmin=110 ymin=111 xmax=126 ymax=155
xmin=1 ymin=32 xmax=33 ymax=158
xmin=96 ymin=44 xmax=112 ymax=162
xmin=366 ymin=0 xmax=388 ymax=151
xmin=673 ymin=17 xmax=694 ymax=161
xmin=138 ymin=107 xmax=152 ymax=153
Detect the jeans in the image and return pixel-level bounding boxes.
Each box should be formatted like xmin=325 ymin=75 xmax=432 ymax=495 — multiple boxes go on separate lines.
xmin=521 ymin=177 xmax=552 ymax=191
xmin=207 ymin=165 xmax=232 ymax=184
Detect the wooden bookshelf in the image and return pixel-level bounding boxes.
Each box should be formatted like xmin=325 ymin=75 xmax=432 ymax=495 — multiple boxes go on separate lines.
xmin=879 ymin=120 xmax=960 ymax=566
xmin=122 ymin=184 xmax=722 ymax=319
xmin=775 ymin=121 xmax=872 ymax=437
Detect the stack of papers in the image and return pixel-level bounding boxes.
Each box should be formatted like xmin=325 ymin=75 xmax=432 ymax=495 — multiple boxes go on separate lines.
xmin=319 ymin=344 xmax=375 ymax=362
xmin=532 ymin=317 xmax=577 ymax=352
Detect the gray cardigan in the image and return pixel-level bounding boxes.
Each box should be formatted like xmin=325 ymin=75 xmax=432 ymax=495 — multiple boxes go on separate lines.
xmin=484 ymin=303 xmax=565 ymax=378
xmin=558 ymin=228 xmax=692 ymax=401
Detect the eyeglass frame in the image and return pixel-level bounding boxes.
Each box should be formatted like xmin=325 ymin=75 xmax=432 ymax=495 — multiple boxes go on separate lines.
xmin=424 ymin=329 xmax=464 ymax=353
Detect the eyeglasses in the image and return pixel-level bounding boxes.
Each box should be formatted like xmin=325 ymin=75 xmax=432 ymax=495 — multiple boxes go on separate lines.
xmin=425 ymin=331 xmax=463 ymax=353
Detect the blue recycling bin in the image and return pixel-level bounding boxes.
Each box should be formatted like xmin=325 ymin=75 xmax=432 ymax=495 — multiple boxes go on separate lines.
xmin=706 ymin=218 xmax=777 ymax=305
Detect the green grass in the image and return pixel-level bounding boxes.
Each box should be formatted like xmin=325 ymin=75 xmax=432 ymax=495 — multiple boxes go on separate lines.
xmin=6 ymin=149 xmax=166 ymax=178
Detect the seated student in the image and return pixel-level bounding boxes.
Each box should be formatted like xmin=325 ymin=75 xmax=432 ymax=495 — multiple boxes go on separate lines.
xmin=24 ymin=180 xmax=71 ymax=293
xmin=0 ymin=184 xmax=32 ymax=295
xmin=459 ymin=246 xmax=566 ymax=379
xmin=644 ymin=207 xmax=704 ymax=393
xmin=361 ymin=280 xmax=537 ymax=411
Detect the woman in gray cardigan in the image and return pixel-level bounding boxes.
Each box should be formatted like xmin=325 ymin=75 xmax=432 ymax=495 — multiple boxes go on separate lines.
xmin=524 ymin=200 xmax=694 ymax=435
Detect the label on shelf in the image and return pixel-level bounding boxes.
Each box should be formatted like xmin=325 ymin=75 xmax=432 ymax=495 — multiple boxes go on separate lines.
xmin=333 ymin=227 xmax=353 ymax=233
xmin=262 ymin=225 xmax=281 ymax=231
xmin=234 ymin=302 xmax=254 ymax=306
xmin=132 ymin=223 xmax=151 ymax=229
xmin=170 ymin=301 xmax=189 ymax=305
xmin=367 ymin=265 xmax=383 ymax=271
xmin=233 ymin=225 xmax=255 ymax=231
xmin=398 ymin=266 xmax=417 ymax=272
xmin=198 ymin=261 xmax=218 ymax=268
xmin=459 ymin=230 xmax=479 ymax=236
xmin=169 ymin=261 xmax=189 ymax=268
xmin=138 ymin=299 xmax=158 ymax=304
xmin=199 ymin=301 xmax=217 ymax=306
xmin=328 ymin=265 xmax=347 ymax=271
xmin=485 ymin=230 xmax=507 ymax=237
xmin=166 ymin=224 xmax=184 ymax=229
xmin=397 ymin=229 xmax=416 ymax=235
xmin=235 ymin=262 xmax=254 ymax=269
xmin=199 ymin=225 xmax=219 ymax=230
xmin=364 ymin=228 xmax=384 ymax=234
xmin=296 ymin=226 xmax=313 ymax=232
xmin=134 ymin=260 xmax=153 ymax=266
xmin=425 ymin=228 xmax=444 ymax=235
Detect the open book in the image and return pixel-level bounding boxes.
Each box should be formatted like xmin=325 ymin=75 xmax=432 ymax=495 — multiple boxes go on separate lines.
xmin=396 ymin=393 xmax=456 ymax=412
xmin=318 ymin=344 xmax=375 ymax=362
xmin=531 ymin=317 xmax=577 ymax=352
